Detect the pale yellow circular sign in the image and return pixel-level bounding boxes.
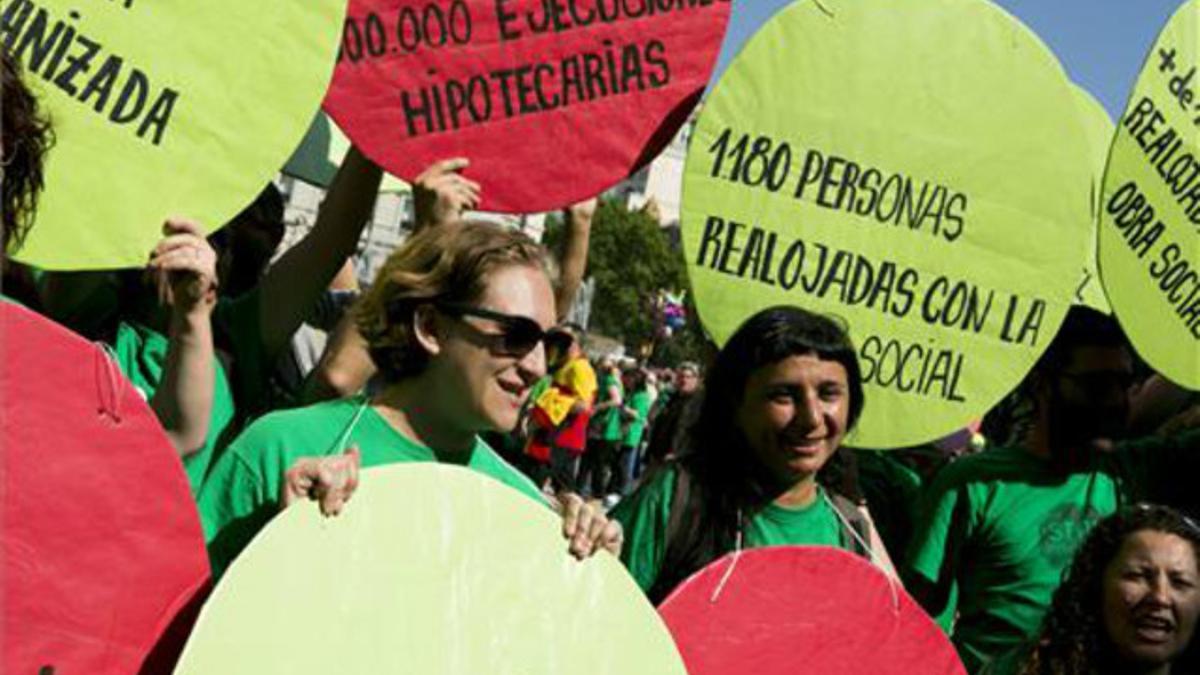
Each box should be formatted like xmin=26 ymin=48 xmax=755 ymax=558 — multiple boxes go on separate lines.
xmin=681 ymin=0 xmax=1093 ymax=447
xmin=9 ymin=0 xmax=344 ymax=270
xmin=1073 ymin=85 xmax=1115 ymax=314
xmin=1099 ymin=0 xmax=1200 ymax=389
xmin=175 ymin=464 xmax=686 ymax=675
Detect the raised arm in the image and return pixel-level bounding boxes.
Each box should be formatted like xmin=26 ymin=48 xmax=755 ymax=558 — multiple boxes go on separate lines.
xmin=148 ymin=218 xmax=220 ymax=457
xmin=555 ymin=198 xmax=595 ymax=320
xmin=255 ymin=146 xmax=382 ymax=360
xmin=301 ymin=310 xmax=377 ymax=403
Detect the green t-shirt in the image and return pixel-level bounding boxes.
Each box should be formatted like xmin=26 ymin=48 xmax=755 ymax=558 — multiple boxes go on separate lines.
xmin=622 ymin=390 xmax=654 ymax=448
xmin=110 ymin=292 xmax=266 ymax=496
xmin=611 ymin=464 xmax=851 ymax=594
xmin=976 ymin=645 xmax=1027 ymax=675
xmin=598 ymin=374 xmax=625 ymax=442
xmin=197 ymin=396 xmax=546 ymax=579
xmin=904 ymin=433 xmax=1200 ymax=674
xmin=857 ymin=449 xmax=924 ymax=560
xmin=113 ymin=322 xmax=236 ymax=496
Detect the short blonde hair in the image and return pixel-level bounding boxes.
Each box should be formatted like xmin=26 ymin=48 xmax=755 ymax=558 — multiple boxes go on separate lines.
xmin=355 ymin=222 xmax=554 ymax=381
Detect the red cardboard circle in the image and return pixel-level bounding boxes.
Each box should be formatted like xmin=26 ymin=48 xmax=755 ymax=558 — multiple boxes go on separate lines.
xmin=324 ymin=0 xmax=731 ymax=213
xmin=1 ymin=303 xmax=210 ymax=674
xmin=658 ymin=546 xmax=966 ymax=675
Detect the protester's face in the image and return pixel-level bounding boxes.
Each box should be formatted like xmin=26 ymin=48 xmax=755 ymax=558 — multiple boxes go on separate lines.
xmin=677 ymin=368 xmax=699 ymax=395
xmin=436 ymin=264 xmax=555 ymax=433
xmin=735 ymin=354 xmax=851 ymax=486
xmin=1048 ymin=345 xmax=1134 ymax=453
xmin=1102 ymin=530 xmax=1200 ymax=669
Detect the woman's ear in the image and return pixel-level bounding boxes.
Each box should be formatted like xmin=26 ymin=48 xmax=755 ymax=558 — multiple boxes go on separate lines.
xmin=412 ymin=304 xmax=443 ymax=358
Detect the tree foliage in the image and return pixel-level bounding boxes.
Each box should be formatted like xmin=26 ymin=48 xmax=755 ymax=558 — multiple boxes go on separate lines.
xmin=543 ymin=198 xmax=711 ymax=365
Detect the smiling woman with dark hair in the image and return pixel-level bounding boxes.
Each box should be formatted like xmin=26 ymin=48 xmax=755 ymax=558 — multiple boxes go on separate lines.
xmin=198 ymin=221 xmax=621 ymax=578
xmin=985 ymin=504 xmax=1200 ymax=675
xmin=612 ymin=305 xmax=893 ymax=603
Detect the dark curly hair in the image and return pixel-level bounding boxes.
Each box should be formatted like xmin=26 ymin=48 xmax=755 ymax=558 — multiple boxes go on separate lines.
xmin=2 ymin=47 xmax=54 ymax=255
xmin=1013 ymin=504 xmax=1200 ymax=675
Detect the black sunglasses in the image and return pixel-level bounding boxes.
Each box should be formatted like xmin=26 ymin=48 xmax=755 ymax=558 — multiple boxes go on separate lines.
xmin=436 ymin=302 xmax=550 ymax=356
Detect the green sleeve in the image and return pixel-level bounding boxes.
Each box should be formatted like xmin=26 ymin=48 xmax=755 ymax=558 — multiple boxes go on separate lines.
xmin=904 ymin=465 xmax=974 ymax=633
xmin=611 ymin=466 xmax=676 ymax=593
xmin=111 ymin=321 xmax=237 ymax=496
xmin=471 ymin=444 xmax=550 ymax=507
xmin=1113 ymin=428 xmax=1200 ymax=513
xmin=195 ymin=437 xmax=279 ymax=581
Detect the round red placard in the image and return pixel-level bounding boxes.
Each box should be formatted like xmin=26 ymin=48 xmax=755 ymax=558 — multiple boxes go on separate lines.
xmin=658 ymin=546 xmax=966 ymax=675
xmin=1 ymin=303 xmax=210 ymax=674
xmin=325 ymin=0 xmax=731 ymax=212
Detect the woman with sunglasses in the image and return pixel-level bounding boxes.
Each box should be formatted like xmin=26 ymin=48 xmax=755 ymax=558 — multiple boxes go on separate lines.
xmin=611 ymin=305 xmax=893 ymax=603
xmin=983 ymin=504 xmax=1200 ymax=675
xmin=198 ymin=222 xmax=622 ymax=579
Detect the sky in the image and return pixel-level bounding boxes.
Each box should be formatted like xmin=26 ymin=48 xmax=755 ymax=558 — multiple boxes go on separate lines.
xmin=709 ymin=0 xmax=1186 ymax=121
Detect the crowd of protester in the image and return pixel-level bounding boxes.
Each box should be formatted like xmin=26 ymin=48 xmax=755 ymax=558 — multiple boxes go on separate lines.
xmin=5 ymin=39 xmax=1200 ymax=675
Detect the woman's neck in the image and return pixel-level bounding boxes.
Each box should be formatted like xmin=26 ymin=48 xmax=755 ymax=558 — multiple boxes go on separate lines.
xmin=372 ymin=379 xmax=476 ymax=458
xmin=772 ymin=475 xmax=819 ymax=509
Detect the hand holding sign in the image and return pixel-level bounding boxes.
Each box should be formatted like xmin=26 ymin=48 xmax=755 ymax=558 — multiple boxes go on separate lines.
xmin=413 ymin=157 xmax=481 ymax=229
xmin=280 ymin=445 xmax=363 ymax=516
xmin=149 ymin=218 xmax=219 ymax=315
xmin=325 ymin=0 xmax=732 ymax=213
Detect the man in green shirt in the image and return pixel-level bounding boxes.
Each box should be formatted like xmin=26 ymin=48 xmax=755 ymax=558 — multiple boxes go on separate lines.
xmin=614 ymin=370 xmax=655 ymax=496
xmin=199 ymin=222 xmax=622 ymax=579
xmin=580 ymin=359 xmax=624 ymax=498
xmin=905 ymin=307 xmax=1200 ymax=673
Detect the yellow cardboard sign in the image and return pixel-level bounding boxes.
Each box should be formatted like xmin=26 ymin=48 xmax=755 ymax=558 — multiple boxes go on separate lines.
xmin=1099 ymin=0 xmax=1200 ymax=389
xmin=1073 ymin=85 xmax=1115 ymax=313
xmin=175 ymin=464 xmax=686 ymax=675
xmin=681 ymin=0 xmax=1093 ymax=447
xmin=6 ymin=0 xmax=344 ymax=270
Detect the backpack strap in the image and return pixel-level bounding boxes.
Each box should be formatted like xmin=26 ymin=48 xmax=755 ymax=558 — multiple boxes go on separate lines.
xmin=647 ymin=464 xmax=694 ymax=604
xmin=664 ymin=464 xmax=692 ymax=551
xmin=828 ymin=492 xmax=872 ymax=559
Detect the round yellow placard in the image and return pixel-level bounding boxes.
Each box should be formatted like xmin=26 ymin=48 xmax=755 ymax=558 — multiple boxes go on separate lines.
xmin=681 ymin=0 xmax=1093 ymax=447
xmin=6 ymin=0 xmax=344 ymax=270
xmin=1098 ymin=0 xmax=1200 ymax=389
xmin=174 ymin=464 xmax=686 ymax=675
xmin=1073 ymin=85 xmax=1115 ymax=314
